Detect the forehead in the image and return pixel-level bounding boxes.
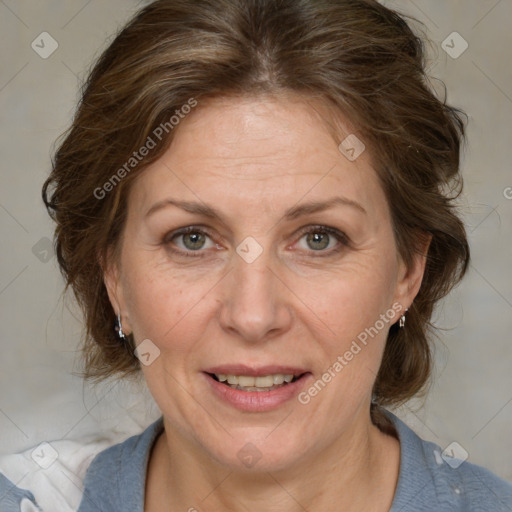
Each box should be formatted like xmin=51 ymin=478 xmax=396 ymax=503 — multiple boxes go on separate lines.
xmin=128 ymin=94 xmax=387 ymax=222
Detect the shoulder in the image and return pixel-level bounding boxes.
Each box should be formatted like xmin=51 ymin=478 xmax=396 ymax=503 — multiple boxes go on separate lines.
xmin=384 ymin=409 xmax=512 ymax=512
xmin=77 ymin=416 xmax=164 ymax=512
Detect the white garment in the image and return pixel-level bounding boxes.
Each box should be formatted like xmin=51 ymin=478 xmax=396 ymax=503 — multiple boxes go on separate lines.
xmin=0 ymin=437 xmax=112 ymax=512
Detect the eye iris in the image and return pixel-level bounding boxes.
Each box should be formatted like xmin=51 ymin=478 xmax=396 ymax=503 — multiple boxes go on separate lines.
xmin=183 ymin=232 xmax=206 ymax=250
xmin=306 ymin=231 xmax=329 ymax=251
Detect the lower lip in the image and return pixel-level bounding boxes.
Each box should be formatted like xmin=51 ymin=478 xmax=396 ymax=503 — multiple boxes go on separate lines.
xmin=203 ymin=373 xmax=311 ymax=412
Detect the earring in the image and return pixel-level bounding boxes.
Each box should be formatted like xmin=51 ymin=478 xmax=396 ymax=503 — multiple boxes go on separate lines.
xmin=115 ymin=313 xmax=126 ymax=340
xmin=399 ymin=308 xmax=409 ymax=328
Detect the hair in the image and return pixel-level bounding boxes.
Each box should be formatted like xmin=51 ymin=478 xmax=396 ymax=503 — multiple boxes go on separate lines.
xmin=42 ymin=0 xmax=469 ymax=430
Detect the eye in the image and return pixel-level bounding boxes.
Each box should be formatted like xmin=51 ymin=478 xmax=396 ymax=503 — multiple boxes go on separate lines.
xmin=164 ymin=224 xmax=349 ymax=259
xmin=164 ymin=226 xmax=217 ymax=257
xmin=294 ymin=225 xmax=349 ymax=256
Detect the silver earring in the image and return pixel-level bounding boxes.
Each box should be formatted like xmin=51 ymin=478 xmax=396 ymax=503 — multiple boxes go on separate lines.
xmin=115 ymin=313 xmax=126 ymax=340
xmin=399 ymin=308 xmax=409 ymax=328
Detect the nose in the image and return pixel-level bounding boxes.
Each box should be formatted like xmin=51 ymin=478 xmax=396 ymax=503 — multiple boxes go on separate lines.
xmin=218 ymin=243 xmax=293 ymax=343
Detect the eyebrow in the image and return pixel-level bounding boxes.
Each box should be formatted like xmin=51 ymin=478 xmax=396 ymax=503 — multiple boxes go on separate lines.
xmin=145 ymin=196 xmax=367 ymax=222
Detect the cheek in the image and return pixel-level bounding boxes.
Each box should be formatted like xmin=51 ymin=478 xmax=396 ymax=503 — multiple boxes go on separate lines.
xmin=304 ymin=276 xmax=396 ymax=409
xmin=300 ymin=257 xmax=398 ymax=337
xmin=123 ymin=264 xmax=188 ymax=340
xmin=295 ymin=256 xmax=399 ymax=402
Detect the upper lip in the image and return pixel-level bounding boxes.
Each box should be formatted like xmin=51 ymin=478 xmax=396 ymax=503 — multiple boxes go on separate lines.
xmin=204 ymin=365 xmax=309 ymax=377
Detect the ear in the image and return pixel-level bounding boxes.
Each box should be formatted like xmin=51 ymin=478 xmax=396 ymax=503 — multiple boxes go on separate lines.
xmin=99 ymin=248 xmax=133 ymax=335
xmin=392 ymin=232 xmax=432 ymax=315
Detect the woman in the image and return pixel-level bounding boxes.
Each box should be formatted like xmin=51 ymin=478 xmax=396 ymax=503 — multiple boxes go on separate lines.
xmin=18 ymin=0 xmax=512 ymax=510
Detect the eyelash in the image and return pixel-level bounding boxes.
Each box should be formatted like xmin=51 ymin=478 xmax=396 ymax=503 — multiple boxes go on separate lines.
xmin=163 ymin=225 xmax=350 ymax=259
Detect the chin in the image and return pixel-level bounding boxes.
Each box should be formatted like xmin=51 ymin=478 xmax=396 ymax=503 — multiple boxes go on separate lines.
xmin=202 ymin=428 xmax=310 ymax=473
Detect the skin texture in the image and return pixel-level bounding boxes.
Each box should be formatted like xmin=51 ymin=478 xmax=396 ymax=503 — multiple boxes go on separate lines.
xmin=104 ymin=94 xmax=428 ymax=511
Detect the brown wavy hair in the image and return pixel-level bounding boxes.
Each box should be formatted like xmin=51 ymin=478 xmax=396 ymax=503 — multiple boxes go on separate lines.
xmin=42 ymin=0 xmax=469 ymax=426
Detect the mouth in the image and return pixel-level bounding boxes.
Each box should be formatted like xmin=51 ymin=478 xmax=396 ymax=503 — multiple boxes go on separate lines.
xmin=207 ymin=372 xmax=303 ymax=392
xmin=202 ymin=366 xmax=312 ymax=411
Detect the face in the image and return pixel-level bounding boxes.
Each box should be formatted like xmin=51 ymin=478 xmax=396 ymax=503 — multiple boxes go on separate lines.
xmin=104 ymin=94 xmax=426 ymax=472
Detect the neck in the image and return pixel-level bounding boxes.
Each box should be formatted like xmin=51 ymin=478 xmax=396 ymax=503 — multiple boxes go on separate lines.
xmin=146 ymin=408 xmax=400 ymax=512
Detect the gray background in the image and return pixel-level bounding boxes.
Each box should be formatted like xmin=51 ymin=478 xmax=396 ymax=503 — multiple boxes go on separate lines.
xmin=1 ymin=0 xmax=511 ymax=482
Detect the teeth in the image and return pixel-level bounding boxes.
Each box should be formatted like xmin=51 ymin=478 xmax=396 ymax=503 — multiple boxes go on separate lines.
xmin=214 ymin=373 xmax=296 ymax=389
xmin=238 ymin=375 xmax=255 ymax=387
xmin=255 ymin=375 xmax=274 ymax=387
xmin=273 ymin=374 xmax=285 ymax=385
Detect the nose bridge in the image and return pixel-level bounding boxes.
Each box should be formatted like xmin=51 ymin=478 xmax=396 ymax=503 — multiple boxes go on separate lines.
xmin=232 ymin=238 xmax=276 ymax=313
xmin=233 ymin=233 xmax=274 ymax=288
xmin=218 ymin=236 xmax=291 ymax=341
